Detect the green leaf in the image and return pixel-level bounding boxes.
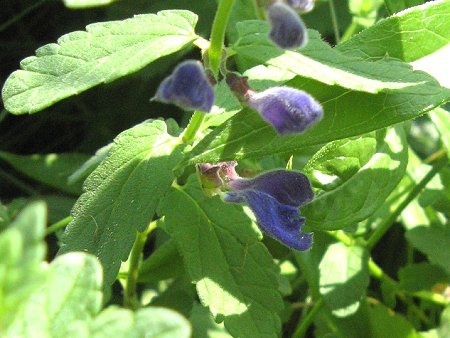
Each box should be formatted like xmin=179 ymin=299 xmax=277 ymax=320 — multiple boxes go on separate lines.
xmin=406 ymin=224 xmax=450 ymax=275
xmin=234 ymin=21 xmax=440 ymax=93
xmin=367 ymin=303 xmax=420 ymax=338
xmin=6 ymin=252 xmax=103 ymax=338
xmin=383 ymin=0 xmax=424 ymax=14
xmin=429 ymin=108 xmax=450 ymax=159
xmin=0 ymin=202 xmax=46 ymax=330
xmin=138 ymin=239 xmax=185 ymax=283
xmin=190 ymin=303 xmax=232 ymax=338
xmin=399 ymin=263 xmax=449 ymax=292
xmin=63 ymin=0 xmax=118 ymax=9
xmin=184 ymin=47 xmax=448 ymax=165
xmin=0 ymin=151 xmax=89 ymax=195
xmin=318 ymin=242 xmax=370 ymax=317
xmin=2 ymin=10 xmax=198 ymax=114
xmin=84 ymin=306 xmax=191 ymax=338
xmin=68 ymin=144 xmax=113 ymax=185
xmin=337 ymin=0 xmax=450 ymax=62
xmin=159 ymin=176 xmax=283 ymax=338
xmin=59 ymin=120 xmax=184 ymax=286
xmin=302 ymin=126 xmax=408 ymax=230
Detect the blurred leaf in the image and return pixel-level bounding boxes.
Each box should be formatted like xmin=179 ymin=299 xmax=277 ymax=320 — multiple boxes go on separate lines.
xmin=338 ymin=0 xmax=450 ymax=62
xmin=2 ymin=10 xmax=198 ymax=114
xmin=384 ymin=0 xmax=424 ymax=14
xmin=348 ymin=0 xmax=383 ymax=28
xmin=302 ymin=126 xmax=408 ymax=230
xmin=159 ymin=175 xmax=283 ymax=338
xmin=59 ymin=120 xmax=184 ymax=286
xmin=429 ymin=108 xmax=450 ymax=158
xmin=319 ymin=242 xmax=370 ymax=317
xmin=406 ymin=224 xmax=450 ymax=275
xmin=235 ymin=22 xmax=434 ymax=93
xmin=6 ymin=252 xmax=103 ymax=337
xmin=63 ymin=0 xmax=118 ymax=9
xmin=0 ymin=202 xmax=46 ymax=329
xmin=399 ymin=263 xmax=449 ymax=292
xmin=367 ymin=302 xmax=420 ymax=338
xmin=138 ymin=239 xmax=185 ymax=283
xmin=83 ymin=306 xmax=191 ymax=338
xmin=0 ymin=151 xmax=89 ymax=195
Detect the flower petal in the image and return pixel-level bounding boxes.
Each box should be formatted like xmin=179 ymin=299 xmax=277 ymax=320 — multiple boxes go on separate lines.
xmin=154 ymin=60 xmax=214 ymax=112
xmin=226 ymin=189 xmax=313 ymax=250
xmin=228 ymin=170 xmax=313 ymax=207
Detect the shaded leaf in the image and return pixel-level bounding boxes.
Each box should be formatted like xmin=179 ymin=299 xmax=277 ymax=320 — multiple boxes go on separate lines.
xmin=59 ymin=120 xmax=184 ymax=286
xmin=337 ymin=0 xmax=450 ymax=62
xmin=302 ymin=126 xmax=408 ymax=230
xmin=368 ymin=303 xmax=421 ymax=338
xmin=399 ymin=263 xmax=449 ymax=292
xmin=159 ymin=175 xmax=283 ymax=338
xmin=2 ymin=10 xmax=198 ymax=114
xmin=0 ymin=151 xmax=89 ymax=195
xmin=0 ymin=202 xmax=46 ymax=329
xmin=63 ymin=0 xmax=118 ymax=9
xmin=319 ymin=242 xmax=370 ymax=317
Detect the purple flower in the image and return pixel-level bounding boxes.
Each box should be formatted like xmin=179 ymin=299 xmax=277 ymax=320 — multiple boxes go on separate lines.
xmin=248 ymin=86 xmax=323 ymax=135
xmin=286 ymin=0 xmax=315 ymax=13
xmin=224 ymin=170 xmax=314 ymax=251
xmin=154 ymin=60 xmax=214 ymax=112
xmin=267 ymin=2 xmax=308 ymax=49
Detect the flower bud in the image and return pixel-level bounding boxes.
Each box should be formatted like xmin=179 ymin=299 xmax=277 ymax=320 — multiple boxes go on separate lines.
xmin=154 ymin=60 xmax=214 ymax=112
xmin=248 ymin=86 xmax=323 ymax=135
xmin=285 ymin=0 xmax=315 ymax=13
xmin=267 ymin=2 xmax=308 ymax=50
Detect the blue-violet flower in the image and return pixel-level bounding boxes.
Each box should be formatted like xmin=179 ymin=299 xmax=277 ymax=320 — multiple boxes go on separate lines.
xmin=248 ymin=86 xmax=323 ymax=135
xmin=225 ymin=169 xmax=314 ymax=251
xmin=154 ymin=60 xmax=214 ymax=112
xmin=267 ymin=2 xmax=308 ymax=49
xmin=285 ymin=0 xmax=315 ymax=13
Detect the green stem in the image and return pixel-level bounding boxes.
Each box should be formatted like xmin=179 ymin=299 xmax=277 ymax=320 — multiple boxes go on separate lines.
xmin=124 ymin=221 xmax=157 ymax=309
xmin=208 ymin=0 xmax=236 ymax=77
xmin=0 ymin=0 xmax=49 ymax=32
xmin=182 ymin=111 xmax=206 ymax=144
xmin=328 ymin=0 xmax=340 ymax=44
xmin=293 ymin=298 xmax=325 ymax=338
xmin=341 ymin=21 xmax=361 ymax=43
xmin=366 ymin=157 xmax=448 ymax=250
xmin=45 ymin=216 xmax=72 ymax=235
xmin=0 ymin=109 xmax=8 ymax=124
xmin=0 ymin=169 xmax=38 ymax=196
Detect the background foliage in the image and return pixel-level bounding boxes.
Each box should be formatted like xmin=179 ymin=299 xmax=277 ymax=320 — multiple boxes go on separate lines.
xmin=1 ymin=0 xmax=449 ymax=337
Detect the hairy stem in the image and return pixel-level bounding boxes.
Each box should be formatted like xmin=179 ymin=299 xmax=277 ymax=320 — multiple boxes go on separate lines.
xmin=293 ymin=298 xmax=325 ymax=338
xmin=182 ymin=111 xmax=206 ymax=144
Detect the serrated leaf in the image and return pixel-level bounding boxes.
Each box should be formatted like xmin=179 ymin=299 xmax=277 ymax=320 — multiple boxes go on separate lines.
xmin=318 ymin=242 xmax=370 ymax=317
xmin=2 ymin=10 xmax=198 ymax=114
xmin=0 ymin=202 xmax=46 ymax=330
xmin=234 ymin=21 xmax=435 ymax=93
xmin=5 ymin=252 xmax=103 ymax=338
xmin=184 ymin=67 xmax=448 ymax=165
xmin=68 ymin=144 xmax=113 ymax=185
xmin=59 ymin=120 xmax=184 ymax=286
xmin=159 ymin=176 xmax=283 ymax=338
xmin=82 ymin=306 xmax=191 ymax=338
xmin=301 ymin=126 xmax=408 ymax=230
xmin=338 ymin=0 xmax=450 ymax=62
xmin=0 ymin=151 xmax=89 ymax=195
xmin=406 ymin=224 xmax=450 ymax=275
